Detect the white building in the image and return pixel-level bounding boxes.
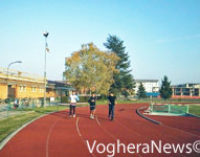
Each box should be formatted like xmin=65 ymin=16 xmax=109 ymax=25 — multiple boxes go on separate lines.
xmin=135 ymin=79 xmax=159 ymax=94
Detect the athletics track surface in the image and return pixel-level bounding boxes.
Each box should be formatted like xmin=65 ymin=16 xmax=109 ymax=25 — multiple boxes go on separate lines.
xmin=0 ymin=104 xmax=199 ymax=157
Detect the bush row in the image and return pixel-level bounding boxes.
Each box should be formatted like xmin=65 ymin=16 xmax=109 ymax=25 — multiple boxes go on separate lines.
xmin=60 ymin=95 xmax=107 ymax=103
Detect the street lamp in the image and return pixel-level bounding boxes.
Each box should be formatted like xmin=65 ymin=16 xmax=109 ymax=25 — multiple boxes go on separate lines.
xmin=8 ymin=61 xmax=22 ymax=70
xmin=7 ymin=60 xmax=22 ymax=98
xmin=43 ymin=31 xmax=49 ymax=107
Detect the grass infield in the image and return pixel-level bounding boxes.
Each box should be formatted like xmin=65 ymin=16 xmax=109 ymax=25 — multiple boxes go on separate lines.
xmin=189 ymin=104 xmax=200 ymax=116
xmin=0 ymin=106 xmax=67 ymax=143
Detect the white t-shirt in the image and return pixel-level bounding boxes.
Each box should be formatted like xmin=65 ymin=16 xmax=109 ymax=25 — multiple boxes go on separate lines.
xmin=70 ymin=95 xmax=78 ymax=103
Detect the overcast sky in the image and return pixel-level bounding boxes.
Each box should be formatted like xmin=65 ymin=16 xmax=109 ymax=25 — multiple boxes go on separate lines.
xmin=0 ymin=0 xmax=200 ymax=85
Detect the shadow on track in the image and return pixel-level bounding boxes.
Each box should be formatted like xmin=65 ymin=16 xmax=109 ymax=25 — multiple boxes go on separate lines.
xmin=49 ymin=110 xmax=109 ymax=121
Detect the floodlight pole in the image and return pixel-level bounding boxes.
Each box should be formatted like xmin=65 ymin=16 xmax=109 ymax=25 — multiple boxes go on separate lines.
xmin=43 ymin=31 xmax=49 ymax=107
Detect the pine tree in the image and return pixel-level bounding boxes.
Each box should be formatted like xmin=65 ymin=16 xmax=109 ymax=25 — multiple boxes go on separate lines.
xmin=104 ymin=35 xmax=135 ymax=96
xmin=137 ymin=83 xmax=146 ymax=99
xmin=160 ymin=76 xmax=172 ymax=99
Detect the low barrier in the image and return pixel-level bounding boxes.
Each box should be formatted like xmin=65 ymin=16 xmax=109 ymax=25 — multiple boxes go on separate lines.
xmin=150 ymin=104 xmax=189 ymax=114
xmin=136 ymin=106 xmax=161 ymax=125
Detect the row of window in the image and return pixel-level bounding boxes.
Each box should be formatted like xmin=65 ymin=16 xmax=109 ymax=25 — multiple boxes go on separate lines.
xmin=19 ymin=86 xmax=44 ymax=92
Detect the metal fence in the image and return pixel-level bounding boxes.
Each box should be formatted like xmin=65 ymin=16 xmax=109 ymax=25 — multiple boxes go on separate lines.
xmin=0 ymin=98 xmax=62 ymax=119
xmin=150 ymin=104 xmax=189 ymax=115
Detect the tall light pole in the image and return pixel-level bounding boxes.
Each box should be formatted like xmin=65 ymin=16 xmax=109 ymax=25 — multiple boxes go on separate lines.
xmin=43 ymin=31 xmax=49 ymax=107
xmin=7 ymin=61 xmax=22 ymax=98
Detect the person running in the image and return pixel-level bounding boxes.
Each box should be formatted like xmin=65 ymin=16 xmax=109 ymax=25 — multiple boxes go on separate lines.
xmin=108 ymin=92 xmax=116 ymax=121
xmin=88 ymin=93 xmax=97 ymax=119
xmin=69 ymin=91 xmax=79 ymax=118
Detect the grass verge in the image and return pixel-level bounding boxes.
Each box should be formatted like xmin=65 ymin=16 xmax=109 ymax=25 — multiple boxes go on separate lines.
xmin=0 ymin=105 xmax=67 ymax=143
xmin=0 ymin=112 xmax=40 ymax=143
xmin=189 ymin=104 xmax=200 ymax=116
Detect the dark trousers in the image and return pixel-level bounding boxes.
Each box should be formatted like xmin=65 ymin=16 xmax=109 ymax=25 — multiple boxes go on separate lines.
xmin=108 ymin=104 xmax=115 ymax=119
xmin=69 ymin=105 xmax=76 ymax=115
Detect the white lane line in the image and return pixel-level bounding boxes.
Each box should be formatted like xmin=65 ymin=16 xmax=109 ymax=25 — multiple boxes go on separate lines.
xmin=96 ymin=116 xmax=143 ymax=157
xmin=76 ymin=117 xmax=82 ymax=137
xmin=116 ymin=120 xmax=143 ymax=137
xmin=76 ymin=117 xmax=96 ymax=157
xmin=0 ymin=114 xmax=48 ymax=151
xmin=95 ymin=116 xmax=101 ymax=126
xmin=46 ymin=119 xmax=59 ymax=157
xmin=162 ymin=125 xmax=200 ymax=138
xmin=95 ymin=116 xmax=116 ymax=140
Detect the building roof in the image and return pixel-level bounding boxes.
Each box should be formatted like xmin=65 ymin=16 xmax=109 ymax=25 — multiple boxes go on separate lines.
xmin=0 ymin=67 xmax=44 ymax=84
xmin=135 ymin=79 xmax=159 ymax=83
xmin=172 ymin=83 xmax=200 ymax=86
xmin=47 ymin=80 xmax=74 ymax=90
xmin=171 ymin=83 xmax=200 ymax=88
xmin=48 ymin=80 xmax=69 ymax=86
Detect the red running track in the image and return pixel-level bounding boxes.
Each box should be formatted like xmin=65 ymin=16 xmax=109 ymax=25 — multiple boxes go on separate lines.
xmin=0 ymin=104 xmax=199 ymax=157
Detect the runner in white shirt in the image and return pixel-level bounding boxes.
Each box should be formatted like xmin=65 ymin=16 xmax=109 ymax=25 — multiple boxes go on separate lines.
xmin=69 ymin=91 xmax=79 ymax=117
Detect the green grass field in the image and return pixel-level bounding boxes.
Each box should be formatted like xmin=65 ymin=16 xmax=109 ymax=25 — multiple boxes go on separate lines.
xmin=0 ymin=106 xmax=67 ymax=143
xmin=0 ymin=112 xmax=40 ymax=143
xmin=189 ymin=104 xmax=200 ymax=116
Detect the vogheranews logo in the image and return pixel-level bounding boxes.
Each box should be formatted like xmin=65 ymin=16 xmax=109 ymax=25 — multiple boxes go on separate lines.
xmin=86 ymin=139 xmax=200 ymax=157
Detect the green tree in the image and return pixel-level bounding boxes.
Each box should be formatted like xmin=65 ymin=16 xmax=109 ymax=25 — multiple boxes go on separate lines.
xmin=160 ymin=76 xmax=172 ymax=99
xmin=64 ymin=43 xmax=119 ymax=95
xmin=104 ymin=35 xmax=135 ymax=96
xmin=137 ymin=83 xmax=146 ymax=99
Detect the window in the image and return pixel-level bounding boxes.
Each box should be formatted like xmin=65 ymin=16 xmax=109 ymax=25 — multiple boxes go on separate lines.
xmin=32 ymin=87 xmax=36 ymax=92
xmin=40 ymin=88 xmax=43 ymax=92
xmin=20 ymin=86 xmax=23 ymax=92
xmin=23 ymin=86 xmax=26 ymax=92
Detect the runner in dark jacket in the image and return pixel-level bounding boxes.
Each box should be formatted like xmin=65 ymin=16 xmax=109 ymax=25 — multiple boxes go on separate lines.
xmin=108 ymin=92 xmax=116 ymax=121
xmin=88 ymin=93 xmax=97 ymax=119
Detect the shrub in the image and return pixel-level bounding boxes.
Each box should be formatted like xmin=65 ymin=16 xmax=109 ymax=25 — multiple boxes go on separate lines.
xmin=61 ymin=96 xmax=69 ymax=103
xmin=5 ymin=98 xmax=15 ymax=104
xmin=78 ymin=96 xmax=90 ymax=102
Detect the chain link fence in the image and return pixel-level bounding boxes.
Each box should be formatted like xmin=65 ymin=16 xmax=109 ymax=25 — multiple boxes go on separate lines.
xmin=0 ymin=97 xmax=63 ymax=119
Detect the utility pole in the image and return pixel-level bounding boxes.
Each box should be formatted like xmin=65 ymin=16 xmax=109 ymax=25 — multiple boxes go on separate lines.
xmin=43 ymin=31 xmax=49 ymax=107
